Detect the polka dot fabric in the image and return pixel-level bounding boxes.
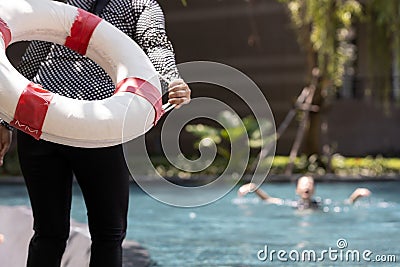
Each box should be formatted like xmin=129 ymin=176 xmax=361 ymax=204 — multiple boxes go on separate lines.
xmin=16 ymin=0 xmax=180 ymax=101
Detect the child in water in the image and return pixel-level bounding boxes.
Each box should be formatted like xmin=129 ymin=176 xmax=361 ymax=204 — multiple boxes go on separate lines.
xmin=238 ymin=176 xmax=371 ymax=210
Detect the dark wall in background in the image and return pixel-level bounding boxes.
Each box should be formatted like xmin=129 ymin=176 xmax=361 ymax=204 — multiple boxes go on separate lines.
xmin=157 ymin=0 xmax=400 ymax=156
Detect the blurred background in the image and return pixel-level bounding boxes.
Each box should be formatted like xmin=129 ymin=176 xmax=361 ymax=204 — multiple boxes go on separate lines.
xmin=160 ymin=0 xmax=400 ymax=156
xmin=152 ymin=0 xmax=400 ymax=178
xmin=3 ymin=0 xmax=400 ymax=178
xmin=1 ymin=1 xmax=400 ymax=266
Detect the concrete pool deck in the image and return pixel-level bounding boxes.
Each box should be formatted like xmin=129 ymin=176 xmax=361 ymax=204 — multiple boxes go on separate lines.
xmin=0 ymin=206 xmax=151 ymax=267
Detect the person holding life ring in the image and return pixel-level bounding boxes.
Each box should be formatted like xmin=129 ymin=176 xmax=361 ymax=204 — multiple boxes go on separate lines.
xmin=0 ymin=0 xmax=190 ymax=266
xmin=0 ymin=0 xmax=188 ymax=148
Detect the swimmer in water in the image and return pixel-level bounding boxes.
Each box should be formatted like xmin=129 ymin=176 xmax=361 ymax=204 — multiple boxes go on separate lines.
xmin=238 ymin=175 xmax=371 ymax=210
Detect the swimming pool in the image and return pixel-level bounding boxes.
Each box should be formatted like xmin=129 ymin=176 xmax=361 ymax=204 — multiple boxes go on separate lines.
xmin=0 ymin=180 xmax=399 ymax=266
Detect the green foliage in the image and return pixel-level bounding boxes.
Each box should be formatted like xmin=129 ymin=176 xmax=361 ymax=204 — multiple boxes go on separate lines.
xmin=366 ymin=0 xmax=400 ymax=38
xmin=364 ymin=0 xmax=400 ymax=103
xmin=151 ymin=153 xmax=400 ymax=178
xmin=278 ymin=0 xmax=362 ymax=87
xmin=186 ymin=110 xmax=273 ymax=156
xmin=152 ymin=156 xmax=227 ymax=178
xmin=331 ymin=154 xmax=400 ymax=177
xmin=279 ymin=0 xmax=400 ymax=103
xmin=265 ymin=154 xmax=400 ymax=177
xmin=185 ymin=110 xmax=274 ymax=174
xmin=182 ymin=0 xmax=399 ymax=103
xmin=0 ymin=146 xmax=21 ymax=176
xmin=266 ymin=154 xmax=327 ymax=175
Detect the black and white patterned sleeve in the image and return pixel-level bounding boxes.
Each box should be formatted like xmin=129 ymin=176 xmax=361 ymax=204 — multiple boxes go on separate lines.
xmin=134 ymin=0 xmax=180 ymax=93
xmin=16 ymin=41 xmax=52 ymax=80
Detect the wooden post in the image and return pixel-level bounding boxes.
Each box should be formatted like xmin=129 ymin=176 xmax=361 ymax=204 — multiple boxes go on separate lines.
xmin=284 ymin=68 xmax=320 ymax=175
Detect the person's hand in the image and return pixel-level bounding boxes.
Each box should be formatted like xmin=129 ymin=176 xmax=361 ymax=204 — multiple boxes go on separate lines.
xmin=348 ymin=187 xmax=371 ymax=204
xmin=0 ymin=126 xmax=12 ymax=166
xmin=353 ymin=188 xmax=371 ymax=198
xmin=168 ymin=79 xmax=191 ymax=109
xmin=238 ymin=183 xmax=256 ymax=197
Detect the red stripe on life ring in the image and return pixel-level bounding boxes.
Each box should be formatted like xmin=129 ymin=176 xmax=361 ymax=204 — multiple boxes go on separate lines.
xmin=64 ymin=9 xmax=102 ymax=55
xmin=11 ymin=83 xmax=54 ymax=140
xmin=115 ymin=78 xmax=164 ymax=125
xmin=0 ymin=18 xmax=11 ymax=48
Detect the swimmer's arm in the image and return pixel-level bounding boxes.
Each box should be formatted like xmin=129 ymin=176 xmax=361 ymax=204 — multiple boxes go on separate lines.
xmin=346 ymin=188 xmax=371 ymax=204
xmin=238 ymin=183 xmax=283 ymax=204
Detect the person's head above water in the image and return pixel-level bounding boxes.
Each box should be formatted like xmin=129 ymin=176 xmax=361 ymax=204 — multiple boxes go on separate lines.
xmin=295 ymin=175 xmax=315 ymax=200
xmin=238 ymin=175 xmax=371 ymax=210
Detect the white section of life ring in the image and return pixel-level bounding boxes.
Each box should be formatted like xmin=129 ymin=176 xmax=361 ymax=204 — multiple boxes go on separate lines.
xmin=0 ymin=0 xmax=163 ymax=147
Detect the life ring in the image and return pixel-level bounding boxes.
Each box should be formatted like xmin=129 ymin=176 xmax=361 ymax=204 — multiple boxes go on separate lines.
xmin=0 ymin=0 xmax=164 ymax=148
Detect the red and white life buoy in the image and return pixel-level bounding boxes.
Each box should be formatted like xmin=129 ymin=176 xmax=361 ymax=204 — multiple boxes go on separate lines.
xmin=0 ymin=0 xmax=164 ymax=147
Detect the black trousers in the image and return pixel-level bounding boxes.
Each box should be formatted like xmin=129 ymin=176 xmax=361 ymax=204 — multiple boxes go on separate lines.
xmin=17 ymin=131 xmax=130 ymax=267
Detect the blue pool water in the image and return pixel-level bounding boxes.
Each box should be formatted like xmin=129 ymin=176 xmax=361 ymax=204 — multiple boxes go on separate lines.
xmin=0 ymin=181 xmax=399 ymax=266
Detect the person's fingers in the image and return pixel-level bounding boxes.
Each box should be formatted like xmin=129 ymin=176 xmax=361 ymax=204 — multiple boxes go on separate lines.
xmin=360 ymin=188 xmax=371 ymax=196
xmin=168 ymin=97 xmax=190 ymax=109
xmin=167 ymin=79 xmax=191 ymax=109
xmin=169 ymin=85 xmax=190 ymax=99
xmin=168 ymin=78 xmax=185 ymax=88
xmin=168 ymin=80 xmax=190 ymax=93
xmin=238 ymin=184 xmax=253 ymax=196
xmin=168 ymin=89 xmax=190 ymax=98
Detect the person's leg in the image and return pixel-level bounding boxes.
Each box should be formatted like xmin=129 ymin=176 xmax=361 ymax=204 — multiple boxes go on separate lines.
xmin=68 ymin=144 xmax=130 ymax=267
xmin=17 ymin=132 xmax=73 ymax=267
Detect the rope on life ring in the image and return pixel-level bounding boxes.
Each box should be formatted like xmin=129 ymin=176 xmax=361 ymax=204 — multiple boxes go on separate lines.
xmin=0 ymin=0 xmax=165 ymax=148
